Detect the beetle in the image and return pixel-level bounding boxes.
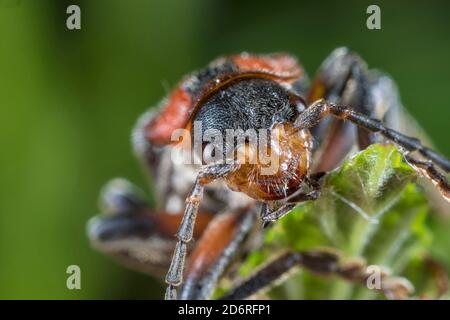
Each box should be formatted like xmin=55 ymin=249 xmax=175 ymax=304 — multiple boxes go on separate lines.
xmin=87 ymin=48 xmax=450 ymax=300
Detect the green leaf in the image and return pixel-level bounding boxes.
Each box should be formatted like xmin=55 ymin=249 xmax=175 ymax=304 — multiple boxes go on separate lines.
xmin=237 ymin=144 xmax=435 ymax=299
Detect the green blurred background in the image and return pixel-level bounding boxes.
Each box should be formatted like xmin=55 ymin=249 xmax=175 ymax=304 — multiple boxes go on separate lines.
xmin=1 ymin=0 xmax=449 ymax=299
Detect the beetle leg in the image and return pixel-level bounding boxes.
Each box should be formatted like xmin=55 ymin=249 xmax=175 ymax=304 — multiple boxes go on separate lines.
xmin=220 ymin=250 xmax=413 ymax=300
xmin=179 ymin=206 xmax=257 ymax=299
xmin=294 ymin=99 xmax=450 ymax=201
xmin=165 ymin=163 xmax=240 ymax=299
xmin=260 ymin=191 xmax=321 ymax=228
xmin=221 ymin=250 xmax=339 ymax=300
xmin=87 ymin=178 xmax=214 ymax=275
xmin=364 ymin=77 xmax=450 ymax=212
xmin=295 ymin=100 xmax=450 ymax=172
xmin=306 ymin=47 xmax=372 ymax=172
xmin=346 ymin=71 xmax=450 ymax=215
xmin=307 ymin=48 xmax=421 ymax=173
xmin=96 ymin=178 xmax=150 ymax=215
xmin=260 ymin=175 xmax=323 ymax=228
xmin=404 ymin=156 xmax=450 ymax=201
xmin=260 ymin=203 xmax=297 ymax=228
xmin=132 ymin=110 xmax=173 ymax=206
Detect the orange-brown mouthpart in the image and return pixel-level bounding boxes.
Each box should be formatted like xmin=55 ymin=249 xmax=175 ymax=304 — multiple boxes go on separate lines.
xmin=225 ymin=123 xmax=312 ymax=201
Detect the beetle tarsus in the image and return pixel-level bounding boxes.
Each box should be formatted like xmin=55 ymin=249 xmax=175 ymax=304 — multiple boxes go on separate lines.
xmin=405 ymin=156 xmax=450 ymax=202
xmin=164 ymin=163 xmax=239 ymax=299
